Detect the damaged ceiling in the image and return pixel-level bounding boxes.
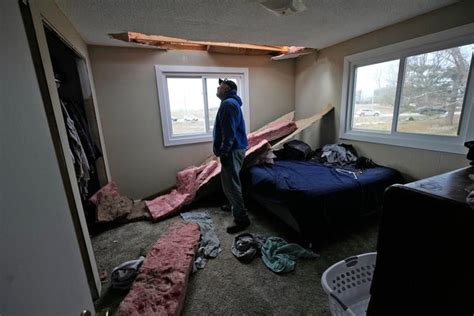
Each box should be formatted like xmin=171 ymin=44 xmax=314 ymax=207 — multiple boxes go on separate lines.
xmin=56 ymin=0 xmax=457 ymax=50
xmin=109 ymin=32 xmax=314 ymax=57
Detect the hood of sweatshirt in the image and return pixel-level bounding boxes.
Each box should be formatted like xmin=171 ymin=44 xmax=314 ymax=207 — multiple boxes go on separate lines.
xmin=222 ymin=90 xmax=242 ymax=106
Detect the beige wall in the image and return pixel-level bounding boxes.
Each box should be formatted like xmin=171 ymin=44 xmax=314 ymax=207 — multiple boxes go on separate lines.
xmin=89 ymin=46 xmax=295 ymax=198
xmin=295 ymin=1 xmax=474 ymax=180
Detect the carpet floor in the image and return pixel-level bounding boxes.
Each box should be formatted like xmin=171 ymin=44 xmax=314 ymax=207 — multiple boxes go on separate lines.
xmin=92 ymin=202 xmax=379 ymax=315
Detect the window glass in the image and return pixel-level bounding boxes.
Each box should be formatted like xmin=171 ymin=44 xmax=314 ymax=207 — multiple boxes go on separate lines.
xmin=352 ymin=60 xmax=400 ymax=132
xmin=206 ymin=77 xmax=239 ymax=131
xmin=156 ymin=66 xmax=248 ymax=146
xmin=167 ymin=77 xmax=205 ymax=135
xmin=207 ymin=78 xmax=220 ymax=131
xmin=397 ymin=44 xmax=474 ymax=136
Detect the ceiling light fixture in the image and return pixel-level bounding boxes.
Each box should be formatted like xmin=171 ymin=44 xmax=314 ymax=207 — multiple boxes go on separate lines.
xmin=258 ymin=0 xmax=307 ymax=16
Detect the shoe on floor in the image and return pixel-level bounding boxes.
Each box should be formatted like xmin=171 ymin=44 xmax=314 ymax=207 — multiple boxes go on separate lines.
xmin=220 ymin=204 xmax=231 ymax=212
xmin=226 ymin=220 xmax=250 ymax=234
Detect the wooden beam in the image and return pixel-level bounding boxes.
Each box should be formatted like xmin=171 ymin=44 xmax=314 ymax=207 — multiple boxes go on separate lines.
xmin=272 ymin=104 xmax=334 ymax=149
xmin=271 ymin=48 xmax=317 ymax=60
xmin=207 ymin=46 xmax=272 ymax=55
xmin=109 ymin=32 xmax=290 ymax=54
xmin=155 ymin=43 xmax=206 ymax=51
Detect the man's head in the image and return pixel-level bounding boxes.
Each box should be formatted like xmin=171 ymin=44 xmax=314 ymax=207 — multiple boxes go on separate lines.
xmin=216 ymin=79 xmax=237 ymax=99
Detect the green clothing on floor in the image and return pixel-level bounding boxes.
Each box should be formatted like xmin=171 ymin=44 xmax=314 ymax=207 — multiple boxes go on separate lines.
xmin=261 ymin=237 xmax=319 ymax=273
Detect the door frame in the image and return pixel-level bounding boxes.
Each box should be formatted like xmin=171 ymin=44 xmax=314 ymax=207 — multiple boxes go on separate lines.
xmin=25 ymin=0 xmax=108 ymax=299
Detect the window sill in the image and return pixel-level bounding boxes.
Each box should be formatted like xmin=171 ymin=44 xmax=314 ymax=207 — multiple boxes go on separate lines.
xmin=164 ymin=134 xmax=213 ymax=147
xmin=340 ymin=131 xmax=468 ymax=155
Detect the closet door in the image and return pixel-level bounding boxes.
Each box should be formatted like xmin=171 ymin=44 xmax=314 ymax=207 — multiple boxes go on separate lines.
xmin=25 ymin=0 xmax=103 ymax=299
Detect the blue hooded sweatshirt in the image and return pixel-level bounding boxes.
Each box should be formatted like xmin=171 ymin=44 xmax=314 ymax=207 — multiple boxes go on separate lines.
xmin=213 ymin=90 xmax=248 ymax=156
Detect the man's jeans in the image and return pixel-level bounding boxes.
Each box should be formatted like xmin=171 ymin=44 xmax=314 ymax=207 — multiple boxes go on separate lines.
xmin=220 ymin=149 xmax=249 ymax=223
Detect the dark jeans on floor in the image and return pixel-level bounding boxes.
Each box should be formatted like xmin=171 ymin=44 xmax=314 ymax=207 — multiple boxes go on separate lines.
xmin=220 ymin=149 xmax=249 ymax=223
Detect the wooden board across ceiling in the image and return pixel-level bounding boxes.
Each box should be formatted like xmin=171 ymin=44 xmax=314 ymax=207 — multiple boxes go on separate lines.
xmin=109 ymin=32 xmax=291 ymax=56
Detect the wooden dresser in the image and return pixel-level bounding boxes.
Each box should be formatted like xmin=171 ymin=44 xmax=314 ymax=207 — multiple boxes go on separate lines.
xmin=367 ymin=166 xmax=474 ymax=315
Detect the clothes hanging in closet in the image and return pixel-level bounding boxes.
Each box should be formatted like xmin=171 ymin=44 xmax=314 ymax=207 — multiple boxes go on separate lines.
xmin=63 ymin=99 xmax=101 ymax=164
xmin=61 ymin=101 xmax=90 ymax=198
xmin=60 ymin=98 xmax=102 ymax=199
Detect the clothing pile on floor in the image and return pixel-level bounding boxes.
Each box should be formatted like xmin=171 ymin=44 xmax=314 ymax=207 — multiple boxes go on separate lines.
xmin=231 ymin=233 xmax=267 ymax=264
xmin=110 ymin=256 xmax=145 ymax=290
xmin=181 ymin=210 xmax=221 ymax=271
xmin=231 ymin=233 xmax=319 ymax=273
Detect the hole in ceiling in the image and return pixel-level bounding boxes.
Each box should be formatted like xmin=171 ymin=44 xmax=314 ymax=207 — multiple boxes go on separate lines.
xmin=109 ymin=32 xmax=315 ymax=59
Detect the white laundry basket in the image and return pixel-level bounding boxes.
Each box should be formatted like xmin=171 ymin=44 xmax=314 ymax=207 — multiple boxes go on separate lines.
xmin=321 ymin=252 xmax=377 ymax=316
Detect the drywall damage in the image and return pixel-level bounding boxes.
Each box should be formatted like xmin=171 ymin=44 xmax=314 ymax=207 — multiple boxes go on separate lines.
xmin=109 ymin=32 xmax=315 ymax=58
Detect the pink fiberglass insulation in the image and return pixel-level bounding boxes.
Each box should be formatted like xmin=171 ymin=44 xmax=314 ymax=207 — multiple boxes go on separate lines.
xmin=116 ymin=221 xmax=200 ymax=316
xmin=175 ymin=164 xmax=208 ymax=194
xmin=146 ymin=160 xmax=219 ymax=221
xmin=194 ymin=140 xmax=270 ymax=196
xmin=247 ymin=120 xmax=297 ymax=148
xmin=145 ymin=190 xmax=190 ymax=221
xmin=243 ymin=140 xmax=273 ymax=169
xmin=145 ymin=120 xmax=296 ymax=221
xmin=89 ymin=181 xmax=120 ymax=205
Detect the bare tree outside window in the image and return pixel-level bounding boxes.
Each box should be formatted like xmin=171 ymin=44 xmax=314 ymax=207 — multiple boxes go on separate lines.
xmin=397 ymin=44 xmax=474 ymax=135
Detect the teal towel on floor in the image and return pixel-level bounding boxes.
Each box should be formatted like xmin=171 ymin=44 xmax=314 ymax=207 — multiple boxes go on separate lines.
xmin=261 ymin=237 xmax=319 ymax=273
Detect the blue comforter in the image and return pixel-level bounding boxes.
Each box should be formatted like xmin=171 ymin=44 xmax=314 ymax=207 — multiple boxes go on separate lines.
xmin=248 ymin=161 xmax=399 ymax=198
xmin=246 ymin=161 xmax=402 ymax=245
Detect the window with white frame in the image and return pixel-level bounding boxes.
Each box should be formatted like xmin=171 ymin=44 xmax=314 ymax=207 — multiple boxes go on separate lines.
xmin=155 ymin=65 xmax=249 ymax=146
xmin=340 ymin=24 xmax=474 ymax=154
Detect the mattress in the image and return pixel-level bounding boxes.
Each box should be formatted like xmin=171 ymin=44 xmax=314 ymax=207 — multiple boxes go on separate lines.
xmin=245 ymin=160 xmax=402 ymax=244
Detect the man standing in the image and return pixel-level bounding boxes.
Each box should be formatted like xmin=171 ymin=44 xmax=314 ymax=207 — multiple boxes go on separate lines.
xmin=213 ymin=78 xmax=250 ymax=234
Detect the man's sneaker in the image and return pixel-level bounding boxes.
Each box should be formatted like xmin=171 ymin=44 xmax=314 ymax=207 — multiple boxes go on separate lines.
xmin=220 ymin=204 xmax=231 ymax=212
xmin=226 ymin=219 xmax=250 ymax=234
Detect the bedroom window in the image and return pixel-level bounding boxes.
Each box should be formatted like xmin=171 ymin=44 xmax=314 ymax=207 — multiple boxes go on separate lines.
xmin=340 ymin=24 xmax=474 ymax=154
xmin=155 ymin=65 xmax=249 ymax=146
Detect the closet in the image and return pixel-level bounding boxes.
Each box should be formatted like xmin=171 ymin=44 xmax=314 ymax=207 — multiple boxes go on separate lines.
xmin=44 ymin=25 xmax=107 ymax=229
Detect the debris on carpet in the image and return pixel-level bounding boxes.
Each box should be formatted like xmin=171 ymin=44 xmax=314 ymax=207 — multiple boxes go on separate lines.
xmin=181 ymin=210 xmax=221 ymax=271
xmin=111 ymin=256 xmax=145 ymax=290
xmin=116 ymin=221 xmax=200 ymax=316
xmin=89 ymin=181 xmax=150 ymax=223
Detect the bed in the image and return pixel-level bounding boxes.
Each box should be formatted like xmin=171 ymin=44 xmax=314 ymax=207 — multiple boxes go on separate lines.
xmin=244 ymin=160 xmax=402 ymax=246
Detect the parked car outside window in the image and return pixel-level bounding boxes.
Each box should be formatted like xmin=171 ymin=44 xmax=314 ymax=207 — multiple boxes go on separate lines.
xmin=357 ymin=109 xmax=381 ymax=117
xmin=415 ymin=106 xmax=447 ymax=115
